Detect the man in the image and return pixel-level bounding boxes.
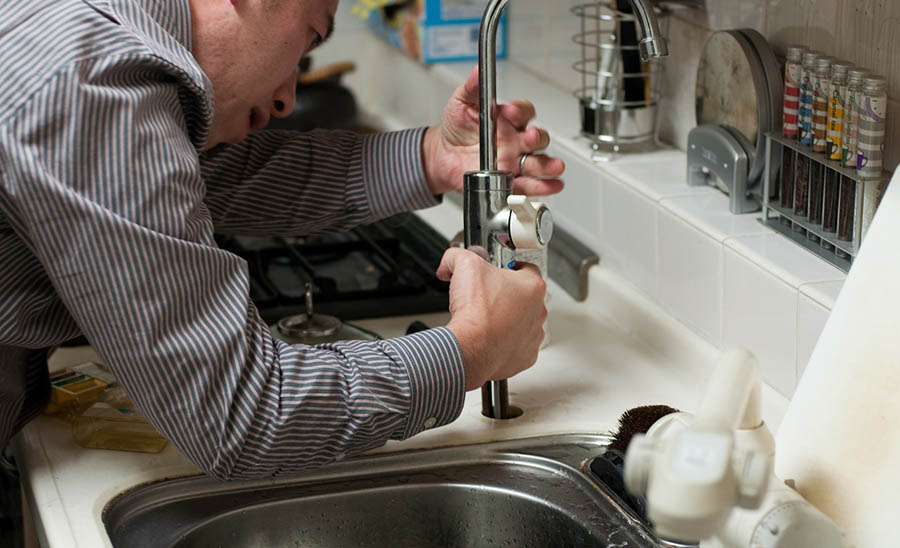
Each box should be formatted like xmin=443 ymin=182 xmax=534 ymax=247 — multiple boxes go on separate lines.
xmin=0 ymin=0 xmax=564 ymax=480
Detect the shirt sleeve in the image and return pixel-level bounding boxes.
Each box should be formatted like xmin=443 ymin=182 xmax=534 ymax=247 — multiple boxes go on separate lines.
xmin=0 ymin=58 xmax=465 ymax=479
xmin=200 ymin=127 xmax=441 ymax=236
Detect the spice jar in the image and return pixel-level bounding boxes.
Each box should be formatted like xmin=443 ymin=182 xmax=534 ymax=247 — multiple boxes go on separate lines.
xmin=841 ymin=68 xmax=869 ymax=168
xmin=783 ymin=46 xmax=806 ymax=140
xmin=826 ymin=62 xmax=851 ymax=160
xmin=857 ymin=75 xmax=887 ymax=178
xmin=799 ymin=51 xmax=821 ymax=147
xmin=812 ymin=56 xmax=834 ymax=154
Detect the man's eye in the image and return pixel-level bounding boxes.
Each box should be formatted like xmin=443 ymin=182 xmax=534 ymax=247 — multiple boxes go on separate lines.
xmin=311 ymin=32 xmax=323 ymax=48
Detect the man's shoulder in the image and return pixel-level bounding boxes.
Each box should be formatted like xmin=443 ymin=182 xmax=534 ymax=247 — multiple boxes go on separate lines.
xmin=0 ymin=0 xmax=210 ymax=131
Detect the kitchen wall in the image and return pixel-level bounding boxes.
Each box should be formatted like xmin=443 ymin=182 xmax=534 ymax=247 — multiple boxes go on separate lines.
xmin=506 ymin=0 xmax=900 ymax=172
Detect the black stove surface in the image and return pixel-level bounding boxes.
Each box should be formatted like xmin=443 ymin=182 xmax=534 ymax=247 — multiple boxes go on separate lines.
xmin=215 ymin=213 xmax=451 ymax=324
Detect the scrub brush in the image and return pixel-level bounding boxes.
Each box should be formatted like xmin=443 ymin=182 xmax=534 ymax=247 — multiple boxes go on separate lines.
xmin=590 ymin=405 xmax=680 ymax=523
xmin=607 ymin=404 xmax=680 ymax=453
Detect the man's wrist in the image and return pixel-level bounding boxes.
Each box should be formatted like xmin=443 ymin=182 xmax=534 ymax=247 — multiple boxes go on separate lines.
xmin=422 ymin=126 xmax=451 ymax=196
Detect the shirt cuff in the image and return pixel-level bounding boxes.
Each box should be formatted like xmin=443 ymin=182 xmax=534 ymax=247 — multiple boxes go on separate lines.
xmin=362 ymin=128 xmax=441 ymax=220
xmin=383 ymin=326 xmax=466 ymax=439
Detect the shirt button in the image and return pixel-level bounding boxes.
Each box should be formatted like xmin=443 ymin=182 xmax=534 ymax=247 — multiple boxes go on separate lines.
xmin=423 ymin=417 xmax=437 ymax=429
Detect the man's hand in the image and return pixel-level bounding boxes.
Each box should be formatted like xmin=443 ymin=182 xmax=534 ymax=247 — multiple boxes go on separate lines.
xmin=436 ymin=247 xmax=547 ymax=391
xmin=423 ymin=66 xmax=566 ymax=197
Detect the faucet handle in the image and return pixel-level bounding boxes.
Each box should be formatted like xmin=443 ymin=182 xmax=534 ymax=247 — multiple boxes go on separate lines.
xmin=507 ymin=195 xmax=553 ymax=249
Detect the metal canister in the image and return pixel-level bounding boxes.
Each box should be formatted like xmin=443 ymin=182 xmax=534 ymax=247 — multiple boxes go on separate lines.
xmin=826 ymin=62 xmax=852 ymax=160
xmin=857 ymin=75 xmax=888 ymax=177
xmin=841 ymin=68 xmax=869 ymax=168
xmin=782 ymin=46 xmax=806 ymax=139
xmin=812 ymin=56 xmax=834 ymax=154
xmin=799 ymin=51 xmax=821 ymax=146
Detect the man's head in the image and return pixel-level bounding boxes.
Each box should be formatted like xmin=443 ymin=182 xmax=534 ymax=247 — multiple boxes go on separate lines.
xmin=190 ymin=0 xmax=338 ymax=148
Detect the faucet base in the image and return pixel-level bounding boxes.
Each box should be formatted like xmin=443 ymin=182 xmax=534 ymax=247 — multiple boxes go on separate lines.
xmin=481 ymin=380 xmax=523 ymax=419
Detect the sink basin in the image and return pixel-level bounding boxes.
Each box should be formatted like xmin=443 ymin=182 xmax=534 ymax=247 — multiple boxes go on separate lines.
xmin=103 ymin=434 xmax=666 ymax=547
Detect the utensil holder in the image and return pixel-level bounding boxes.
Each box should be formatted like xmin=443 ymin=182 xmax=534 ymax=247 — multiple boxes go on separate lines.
xmin=762 ymin=133 xmax=891 ymax=272
xmin=571 ymin=2 xmax=668 ymax=162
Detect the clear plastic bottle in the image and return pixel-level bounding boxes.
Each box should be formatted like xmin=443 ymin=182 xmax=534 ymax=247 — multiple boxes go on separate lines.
xmin=841 ymin=68 xmax=869 ymax=168
xmin=826 ymin=61 xmax=852 ymax=160
xmin=812 ymin=56 xmax=834 ymax=154
xmin=782 ymin=46 xmax=806 ymax=140
xmin=857 ymin=75 xmax=888 ymax=177
xmin=512 ymin=247 xmax=551 ymax=349
xmin=798 ymin=51 xmax=821 ymax=146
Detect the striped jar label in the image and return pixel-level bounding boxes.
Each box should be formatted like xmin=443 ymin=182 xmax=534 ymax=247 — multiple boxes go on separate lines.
xmin=813 ymin=77 xmax=830 ymax=153
xmin=842 ymin=89 xmax=864 ymax=167
xmin=827 ymin=82 xmax=846 ymax=160
xmin=857 ymin=95 xmax=887 ymax=176
xmin=783 ymin=63 xmax=802 ymax=138
xmin=799 ymin=72 xmax=815 ymax=145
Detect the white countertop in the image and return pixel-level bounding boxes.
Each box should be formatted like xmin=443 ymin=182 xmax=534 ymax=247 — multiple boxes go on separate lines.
xmin=13 ymin=198 xmax=789 ymax=548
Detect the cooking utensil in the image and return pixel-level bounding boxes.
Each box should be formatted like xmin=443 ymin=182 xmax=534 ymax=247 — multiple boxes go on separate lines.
xmin=272 ymin=283 xmax=381 ymax=345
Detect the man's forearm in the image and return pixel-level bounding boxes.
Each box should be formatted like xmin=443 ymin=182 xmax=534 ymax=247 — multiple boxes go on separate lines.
xmin=202 ymin=128 xmax=442 ymax=236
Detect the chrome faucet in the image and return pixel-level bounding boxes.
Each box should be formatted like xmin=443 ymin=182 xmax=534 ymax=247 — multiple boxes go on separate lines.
xmin=465 ymin=0 xmax=669 ymax=419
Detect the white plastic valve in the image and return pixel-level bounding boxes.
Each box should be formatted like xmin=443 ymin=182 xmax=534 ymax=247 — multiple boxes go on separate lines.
xmin=507 ymin=195 xmax=552 ymax=249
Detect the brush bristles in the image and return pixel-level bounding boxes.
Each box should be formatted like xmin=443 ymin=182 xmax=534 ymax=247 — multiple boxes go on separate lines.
xmin=607 ymin=404 xmax=679 ymax=453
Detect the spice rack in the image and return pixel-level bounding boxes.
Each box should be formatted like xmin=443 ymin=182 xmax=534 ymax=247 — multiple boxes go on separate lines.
xmin=762 ymin=133 xmax=891 ymax=272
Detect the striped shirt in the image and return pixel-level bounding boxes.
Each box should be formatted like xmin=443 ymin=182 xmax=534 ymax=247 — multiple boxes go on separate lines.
xmin=0 ymin=0 xmax=465 ymax=479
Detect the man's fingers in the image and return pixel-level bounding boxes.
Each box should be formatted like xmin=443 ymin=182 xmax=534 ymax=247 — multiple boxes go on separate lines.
xmin=517 ymin=152 xmax=563 ymax=178
xmin=456 ymin=65 xmax=480 ymax=107
xmin=437 ymin=247 xmax=464 ymax=281
xmin=512 ymin=177 xmax=565 ymax=197
xmin=437 ymin=247 xmax=486 ymax=281
xmin=507 ymin=260 xmax=542 ymax=275
xmin=496 ymin=100 xmax=536 ymax=132
xmin=523 ymin=126 xmax=551 ymax=151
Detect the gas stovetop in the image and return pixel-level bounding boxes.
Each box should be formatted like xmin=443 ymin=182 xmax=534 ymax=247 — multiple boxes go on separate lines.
xmin=215 ymin=213 xmax=451 ymax=325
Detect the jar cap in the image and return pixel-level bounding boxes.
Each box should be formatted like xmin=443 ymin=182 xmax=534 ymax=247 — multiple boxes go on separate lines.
xmin=863 ymin=75 xmax=887 ymax=92
xmin=830 ymin=61 xmax=852 ymax=79
xmin=786 ymin=45 xmax=806 ymax=62
xmin=801 ymin=51 xmax=821 ymax=67
xmin=848 ymin=68 xmax=870 ymax=83
xmin=815 ymin=56 xmax=834 ymax=73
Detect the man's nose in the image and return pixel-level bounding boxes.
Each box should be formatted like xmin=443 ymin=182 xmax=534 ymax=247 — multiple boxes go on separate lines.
xmin=271 ymin=69 xmax=297 ymax=119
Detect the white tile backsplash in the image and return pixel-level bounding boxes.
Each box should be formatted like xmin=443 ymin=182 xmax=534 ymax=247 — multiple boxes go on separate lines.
xmin=543 ymin=141 xmax=605 ymax=253
xmin=796 ymin=292 xmax=830 ymax=380
xmin=661 ymin=193 xmax=770 ymax=243
xmin=724 ymin=233 xmax=845 ymax=289
xmin=601 ymin=177 xmax=658 ymax=299
xmin=723 ymin=246 xmax=799 ymax=397
xmin=799 ymin=278 xmax=846 ymax=309
xmin=657 ymin=208 xmax=723 ymax=344
xmin=603 ymin=150 xmax=714 ymax=202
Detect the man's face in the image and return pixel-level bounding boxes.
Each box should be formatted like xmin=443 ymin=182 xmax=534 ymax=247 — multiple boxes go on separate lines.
xmin=192 ymin=0 xmax=339 ymax=148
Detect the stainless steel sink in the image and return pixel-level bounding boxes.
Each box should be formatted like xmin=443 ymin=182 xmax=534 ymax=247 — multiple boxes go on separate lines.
xmin=103 ymin=434 xmax=666 ymax=547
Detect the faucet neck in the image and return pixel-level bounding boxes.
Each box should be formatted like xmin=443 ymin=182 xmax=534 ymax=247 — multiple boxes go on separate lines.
xmin=477 ymin=0 xmax=508 ymax=172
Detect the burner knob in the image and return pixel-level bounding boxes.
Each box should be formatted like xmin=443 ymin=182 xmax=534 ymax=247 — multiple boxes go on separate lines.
xmin=507 ymin=195 xmax=553 ymax=249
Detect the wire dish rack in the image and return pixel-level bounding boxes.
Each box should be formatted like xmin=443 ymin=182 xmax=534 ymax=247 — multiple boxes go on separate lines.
xmin=571 ymin=2 xmax=670 ymax=161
